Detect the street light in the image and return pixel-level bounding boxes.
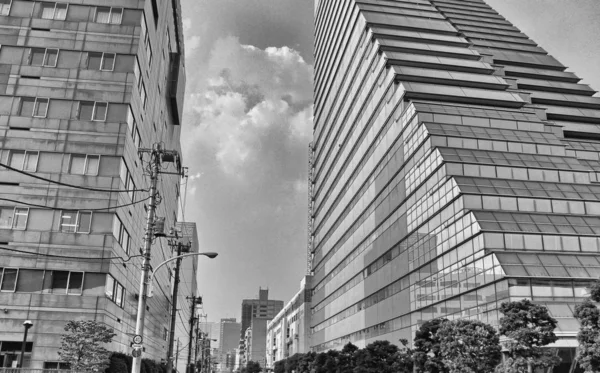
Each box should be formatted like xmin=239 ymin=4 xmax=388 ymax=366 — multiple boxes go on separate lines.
xmin=149 ymin=252 xmax=218 ymax=288
xmin=19 ymin=320 xmax=33 ymax=368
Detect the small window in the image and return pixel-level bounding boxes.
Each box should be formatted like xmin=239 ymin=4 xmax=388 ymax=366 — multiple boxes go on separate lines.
xmin=78 ymin=101 xmax=108 ymax=121
xmin=60 ymin=210 xmax=92 ymax=233
xmin=140 ymin=82 xmax=147 ymax=108
xmin=8 ymin=150 xmax=39 ymax=172
xmin=0 ymin=0 xmax=12 ymax=16
xmin=69 ymin=154 xmax=100 ymax=175
xmin=95 ymin=6 xmax=122 ymax=25
xmin=41 ymin=2 xmax=68 ymax=20
xmin=20 ymin=97 xmax=49 ymax=117
xmin=112 ymin=215 xmax=130 ymax=254
xmin=134 ymin=58 xmax=141 ymax=87
xmin=67 ymin=272 xmax=83 ymax=294
xmin=105 ymin=274 xmax=115 ymax=299
xmin=30 ymin=48 xmax=58 ymax=67
xmin=88 ymin=52 xmax=115 ymax=71
xmin=51 ymin=271 xmax=83 ymax=294
xmin=0 ymin=268 xmax=18 ymax=292
xmin=11 ymin=208 xmax=29 ymax=230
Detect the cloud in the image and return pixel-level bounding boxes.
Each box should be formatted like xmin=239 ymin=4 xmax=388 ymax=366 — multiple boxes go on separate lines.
xmin=183 ymin=37 xmax=313 ymax=179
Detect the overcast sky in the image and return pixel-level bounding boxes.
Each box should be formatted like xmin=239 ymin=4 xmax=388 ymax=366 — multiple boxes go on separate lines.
xmin=178 ymin=0 xmax=600 ymax=322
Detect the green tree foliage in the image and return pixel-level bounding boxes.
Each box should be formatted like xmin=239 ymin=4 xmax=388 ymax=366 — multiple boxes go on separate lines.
xmin=105 ymin=353 xmax=131 ymax=373
xmin=273 ymin=360 xmax=285 ymax=373
xmin=338 ymin=343 xmax=359 ymax=373
xmin=391 ymin=339 xmax=414 ymax=373
xmin=413 ymin=318 xmax=448 ymax=373
xmin=436 ymin=319 xmax=501 ymax=373
xmin=499 ymin=299 xmax=561 ymax=373
xmin=246 ymin=360 xmax=261 ymax=373
xmin=58 ymin=320 xmax=116 ymax=371
xmin=352 ymin=340 xmax=411 ymax=373
xmin=574 ymin=297 xmax=600 ymax=372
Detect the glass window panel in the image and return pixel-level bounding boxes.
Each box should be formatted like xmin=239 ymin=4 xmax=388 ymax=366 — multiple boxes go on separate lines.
xmin=531 ymin=280 xmax=552 ymax=297
xmin=24 ymin=152 xmax=38 ymax=172
xmin=68 ymin=272 xmax=83 ymax=294
xmin=105 ymin=275 xmax=115 ymax=299
xmin=51 ymin=271 xmax=69 ymax=293
xmin=93 ymin=102 xmax=107 ymax=121
xmin=55 ymin=3 xmax=67 ymax=20
xmin=30 ymin=48 xmax=45 ymax=65
xmin=503 ymin=265 xmax=528 ymax=276
xmin=15 ymin=269 xmax=44 ymax=292
xmin=574 ymin=281 xmax=591 ymax=298
xmin=526 ymin=266 xmax=549 ymax=277
xmin=87 ymin=52 xmax=102 ymax=70
xmin=79 ymin=101 xmax=94 ymax=120
xmin=110 ymin=8 xmax=123 ymax=24
xmin=60 ymin=211 xmax=77 ymax=232
xmin=35 ymin=98 xmax=48 ymax=117
xmin=95 ymin=7 xmax=110 ymax=23
xmin=1 ymin=268 xmax=18 ymax=291
xmin=565 ymin=266 xmax=591 ymax=278
xmin=85 ymin=155 xmax=100 ymax=175
xmin=45 ymin=49 xmax=58 ymax=67
xmin=20 ymin=98 xmax=35 ymax=116
xmin=102 ymin=53 xmax=115 ymax=71
xmin=9 ymin=150 xmax=25 ymax=169
xmin=115 ymin=284 xmax=123 ymax=306
xmin=69 ymin=154 xmax=86 ymax=174
xmin=552 ymin=281 xmax=574 ymax=297
xmin=518 ymin=254 xmax=541 ymax=264
xmin=0 ymin=208 xmax=13 ymax=228
xmin=13 ymin=208 xmax=28 ymax=229
xmin=508 ymin=278 xmax=531 ymax=296
xmin=78 ymin=212 xmax=91 ymax=233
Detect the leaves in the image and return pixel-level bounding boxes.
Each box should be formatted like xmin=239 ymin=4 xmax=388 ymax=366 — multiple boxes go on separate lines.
xmin=413 ymin=318 xmax=448 ymax=373
xmin=57 ymin=320 xmax=116 ymax=372
xmin=574 ymin=296 xmax=600 ymax=372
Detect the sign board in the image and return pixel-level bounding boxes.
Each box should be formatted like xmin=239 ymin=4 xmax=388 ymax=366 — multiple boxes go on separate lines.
xmin=132 ymin=344 xmax=143 ymax=349
xmin=133 ymin=335 xmax=143 ymax=344
xmin=132 ymin=348 xmax=142 ymax=358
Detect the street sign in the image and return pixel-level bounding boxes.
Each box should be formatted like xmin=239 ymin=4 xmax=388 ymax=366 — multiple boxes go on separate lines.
xmin=132 ymin=343 xmax=143 ymax=349
xmin=133 ymin=335 xmax=143 ymax=344
xmin=132 ymin=348 xmax=142 ymax=358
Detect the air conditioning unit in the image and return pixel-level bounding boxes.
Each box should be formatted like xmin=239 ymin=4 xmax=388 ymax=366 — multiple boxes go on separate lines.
xmin=154 ymin=217 xmax=166 ymax=237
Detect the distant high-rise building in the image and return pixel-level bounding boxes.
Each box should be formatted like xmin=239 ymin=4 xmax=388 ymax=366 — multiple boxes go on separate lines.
xmin=0 ymin=0 xmax=186 ymax=368
xmin=311 ymin=0 xmax=600 ymax=371
xmin=218 ymin=318 xmax=241 ymax=372
xmin=238 ymin=288 xmax=283 ymax=368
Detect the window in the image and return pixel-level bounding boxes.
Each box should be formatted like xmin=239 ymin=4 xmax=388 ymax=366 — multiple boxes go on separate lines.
xmin=150 ymin=0 xmax=159 ymax=25
xmin=51 ymin=271 xmax=84 ymax=294
xmin=87 ymin=52 xmax=115 ymax=71
xmin=140 ymin=15 xmax=152 ymax=67
xmin=41 ymin=2 xmax=67 ymax=20
xmin=78 ymin=101 xmax=108 ymax=121
xmin=140 ymin=82 xmax=147 ymax=108
xmin=134 ymin=57 xmax=141 ymax=87
xmin=0 ymin=0 xmax=11 ymax=16
xmin=146 ymin=44 xmax=153 ymax=67
xmin=112 ymin=215 xmax=131 ymax=254
xmin=43 ymin=362 xmax=71 ymax=370
xmin=60 ymin=211 xmax=92 ymax=233
xmin=0 ymin=207 xmax=29 ymax=229
xmin=105 ymin=274 xmax=124 ymax=307
xmin=19 ymin=97 xmax=49 ymax=117
xmin=69 ymin=154 xmax=100 ymax=175
xmin=0 ymin=268 xmax=18 ymax=292
xmin=120 ymin=161 xmax=135 ymax=200
xmin=163 ymin=327 xmax=168 ymax=341
xmin=30 ymin=48 xmax=58 ymax=67
xmin=8 ymin=150 xmax=38 ymax=172
xmin=127 ymin=108 xmax=141 ymax=147
xmin=95 ymin=7 xmax=123 ymax=24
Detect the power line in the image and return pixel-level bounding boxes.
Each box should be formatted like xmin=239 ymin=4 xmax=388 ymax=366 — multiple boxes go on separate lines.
xmin=0 ymin=245 xmax=143 ymax=262
xmin=0 ymin=196 xmax=152 ymax=211
xmin=0 ymin=162 xmax=149 ymax=193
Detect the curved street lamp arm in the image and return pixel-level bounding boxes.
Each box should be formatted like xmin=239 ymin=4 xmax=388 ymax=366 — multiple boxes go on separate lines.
xmin=148 ymin=252 xmax=218 ymax=285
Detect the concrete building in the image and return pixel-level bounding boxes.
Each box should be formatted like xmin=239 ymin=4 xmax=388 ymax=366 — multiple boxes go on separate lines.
xmin=242 ymin=318 xmax=269 ymax=368
xmin=218 ymin=318 xmax=241 ymax=372
xmin=0 ymin=0 xmax=186 ymax=368
xmin=238 ymin=288 xmax=283 ymax=368
xmin=311 ymin=0 xmax=600 ymax=371
xmin=265 ymin=276 xmax=312 ymax=370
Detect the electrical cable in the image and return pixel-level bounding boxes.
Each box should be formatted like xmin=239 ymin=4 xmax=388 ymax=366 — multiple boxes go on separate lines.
xmin=0 ymin=162 xmax=149 ymax=193
xmin=0 ymin=245 xmax=143 ymax=262
xmin=0 ymin=195 xmax=152 ymax=211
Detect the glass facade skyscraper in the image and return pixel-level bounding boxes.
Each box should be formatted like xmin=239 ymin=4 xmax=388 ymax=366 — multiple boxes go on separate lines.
xmin=310 ymin=0 xmax=600 ymax=369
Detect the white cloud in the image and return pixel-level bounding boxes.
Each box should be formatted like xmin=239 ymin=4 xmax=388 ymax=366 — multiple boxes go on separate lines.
xmin=182 ymin=37 xmax=313 ymax=178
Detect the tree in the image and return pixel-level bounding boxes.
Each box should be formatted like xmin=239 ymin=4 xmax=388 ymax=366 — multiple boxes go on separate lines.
xmin=436 ymin=319 xmax=501 ymax=373
xmin=58 ymin=320 xmax=116 ymax=371
xmin=499 ymin=299 xmax=561 ymax=373
xmin=105 ymin=353 xmax=132 ymax=373
xmin=338 ymin=343 xmax=358 ymax=373
xmin=390 ymin=339 xmax=414 ymax=373
xmin=413 ymin=318 xmax=448 ymax=373
xmin=352 ymin=340 xmax=406 ymax=373
xmin=246 ymin=361 xmax=261 ymax=373
xmin=273 ymin=360 xmax=285 ymax=373
xmin=574 ymin=299 xmax=600 ymax=373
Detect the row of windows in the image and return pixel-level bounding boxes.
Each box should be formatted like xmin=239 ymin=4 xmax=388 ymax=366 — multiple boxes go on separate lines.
xmin=18 ymin=97 xmax=110 ymax=121
xmin=105 ymin=274 xmax=125 ymax=307
xmin=28 ymin=47 xmax=117 ymax=71
xmin=112 ymin=215 xmax=131 ymax=255
xmin=2 ymin=149 xmax=100 ymax=175
xmin=0 ymin=207 xmax=92 ymax=232
xmin=1 ymin=1 xmax=134 ymax=26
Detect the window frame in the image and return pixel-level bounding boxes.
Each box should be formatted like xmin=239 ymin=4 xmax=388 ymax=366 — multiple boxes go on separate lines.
xmin=94 ymin=6 xmax=123 ymax=25
xmin=59 ymin=210 xmax=92 ymax=233
xmin=51 ymin=270 xmax=84 ymax=295
xmin=78 ymin=101 xmax=108 ymax=122
xmin=0 ymin=0 xmax=12 ymax=16
xmin=68 ymin=154 xmax=100 ymax=176
xmin=87 ymin=52 xmax=115 ymax=71
xmin=20 ymin=97 xmax=49 ymax=118
xmin=41 ymin=2 xmax=68 ymax=21
xmin=30 ymin=47 xmax=59 ymax=67
xmin=0 ymin=267 xmax=19 ymax=292
xmin=8 ymin=150 xmax=39 ymax=172
xmin=11 ymin=207 xmax=29 ymax=230
xmin=105 ymin=274 xmax=124 ymax=307
xmin=112 ymin=215 xmax=131 ymax=254
xmin=140 ymin=81 xmax=147 ymax=108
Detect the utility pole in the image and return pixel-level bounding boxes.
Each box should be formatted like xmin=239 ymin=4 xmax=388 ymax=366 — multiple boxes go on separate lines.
xmin=176 ymin=338 xmax=180 ymax=369
xmin=131 ymin=144 xmax=182 ymax=373
xmin=186 ymin=296 xmax=201 ymax=373
xmin=166 ymin=240 xmax=186 ymax=373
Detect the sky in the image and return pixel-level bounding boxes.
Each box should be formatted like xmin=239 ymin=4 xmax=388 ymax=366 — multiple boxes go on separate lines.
xmin=178 ymin=0 xmax=600 ymax=322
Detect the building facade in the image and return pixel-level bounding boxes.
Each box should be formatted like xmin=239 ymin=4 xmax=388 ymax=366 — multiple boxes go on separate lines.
xmin=238 ymin=288 xmax=283 ymax=368
xmin=218 ymin=318 xmax=241 ymax=372
xmin=0 ymin=0 xmax=186 ymax=368
xmin=265 ymin=276 xmax=312 ymax=370
xmin=311 ymin=0 xmax=600 ymax=371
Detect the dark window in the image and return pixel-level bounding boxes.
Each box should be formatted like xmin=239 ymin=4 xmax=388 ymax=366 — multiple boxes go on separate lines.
xmin=0 ymin=268 xmax=18 ymax=292
xmin=15 ymin=269 xmax=44 ymax=292
xmin=150 ymin=0 xmax=158 ymax=25
xmin=87 ymin=52 xmax=103 ymax=70
xmin=51 ymin=271 xmax=69 ymax=293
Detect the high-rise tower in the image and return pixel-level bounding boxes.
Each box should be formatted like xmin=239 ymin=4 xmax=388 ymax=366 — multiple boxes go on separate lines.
xmin=311 ymin=0 xmax=600 ymax=370
xmin=0 ymin=0 xmax=186 ymax=367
